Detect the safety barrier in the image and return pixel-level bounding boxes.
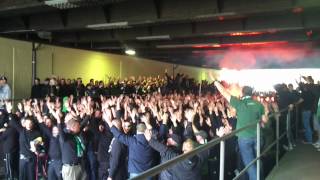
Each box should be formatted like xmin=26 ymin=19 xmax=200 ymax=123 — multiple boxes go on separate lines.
xmin=131 ymin=102 xmax=302 ymax=180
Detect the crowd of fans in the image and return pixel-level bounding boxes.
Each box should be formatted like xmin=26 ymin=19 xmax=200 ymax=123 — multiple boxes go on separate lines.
xmin=0 ymin=72 xmax=319 ymax=180
xmin=30 ymin=72 xmax=214 ymax=100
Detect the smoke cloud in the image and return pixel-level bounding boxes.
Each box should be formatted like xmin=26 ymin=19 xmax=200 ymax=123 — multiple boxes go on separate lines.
xmin=200 ymin=42 xmax=320 ymax=69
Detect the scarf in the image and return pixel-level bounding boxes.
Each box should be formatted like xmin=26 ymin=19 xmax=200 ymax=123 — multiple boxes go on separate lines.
xmin=74 ymin=135 xmax=85 ymax=157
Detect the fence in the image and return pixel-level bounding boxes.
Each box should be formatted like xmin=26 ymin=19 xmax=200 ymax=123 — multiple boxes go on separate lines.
xmin=131 ymin=101 xmax=302 ymax=180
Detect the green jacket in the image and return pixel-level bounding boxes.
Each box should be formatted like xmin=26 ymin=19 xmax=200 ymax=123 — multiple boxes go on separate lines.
xmin=230 ymin=96 xmax=265 ymax=138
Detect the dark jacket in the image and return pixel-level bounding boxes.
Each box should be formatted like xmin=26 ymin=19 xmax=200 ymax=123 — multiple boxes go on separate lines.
xmin=110 ymin=126 xmax=155 ymax=174
xmin=97 ymin=129 xmax=113 ymax=163
xmin=38 ymin=123 xmax=61 ymax=160
xmin=108 ymin=137 xmax=128 ymax=180
xmin=0 ymin=125 xmax=19 ymax=153
xmin=9 ymin=114 xmax=42 ymax=159
xmin=31 ymin=84 xmax=43 ymax=99
xmin=58 ymin=123 xmax=85 ymax=165
xmin=149 ymin=138 xmax=209 ymax=180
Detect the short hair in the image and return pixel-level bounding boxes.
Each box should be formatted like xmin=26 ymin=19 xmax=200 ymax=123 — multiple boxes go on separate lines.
xmin=66 ymin=118 xmax=80 ymax=128
xmin=242 ymin=86 xmax=253 ymax=96
xmin=0 ymin=76 xmax=7 ymax=82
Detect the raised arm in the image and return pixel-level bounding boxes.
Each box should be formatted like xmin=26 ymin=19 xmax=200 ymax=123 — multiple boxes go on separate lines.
xmin=213 ymin=81 xmax=231 ymax=102
xmin=209 ymin=72 xmax=231 ymax=102
xmin=144 ymin=129 xmax=178 ymax=159
xmin=5 ymin=101 xmax=23 ymax=133
xmin=35 ymin=112 xmax=52 ymax=138
xmin=109 ymin=126 xmax=134 ymax=146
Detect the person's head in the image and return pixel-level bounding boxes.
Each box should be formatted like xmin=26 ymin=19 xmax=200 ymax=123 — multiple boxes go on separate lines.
xmin=241 ymin=86 xmax=253 ymax=97
xmin=55 ymin=100 xmax=62 ymax=109
xmin=94 ymin=110 xmax=102 ymax=119
xmin=182 ymin=139 xmax=196 ymax=154
xmin=0 ymin=76 xmax=7 ymax=86
xmin=195 ymin=130 xmax=208 ymax=144
xmin=136 ymin=123 xmax=146 ymax=134
xmin=60 ymin=79 xmax=65 ymax=85
xmin=49 ymin=78 xmax=56 ymax=86
xmin=45 ymin=117 xmax=53 ymax=128
xmin=90 ymin=79 xmax=94 ymax=85
xmin=52 ymin=126 xmax=59 ymax=137
xmin=123 ymin=120 xmax=132 ymax=134
xmin=77 ymin=78 xmax=82 ymax=84
xmin=24 ymin=117 xmax=34 ymax=131
xmin=66 ymin=119 xmax=81 ymax=134
xmin=288 ymin=84 xmax=294 ymax=91
xmin=44 ymin=78 xmax=50 ymax=85
xmin=66 ymin=79 xmax=71 ymax=85
xmin=307 ymin=76 xmax=314 ymax=84
xmin=34 ymin=78 xmax=40 ymax=85
xmin=99 ymin=81 xmax=104 ymax=88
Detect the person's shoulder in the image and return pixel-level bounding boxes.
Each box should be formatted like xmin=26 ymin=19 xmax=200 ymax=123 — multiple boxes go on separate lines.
xmin=3 ymin=84 xmax=10 ymax=89
xmin=230 ymin=96 xmax=241 ymax=103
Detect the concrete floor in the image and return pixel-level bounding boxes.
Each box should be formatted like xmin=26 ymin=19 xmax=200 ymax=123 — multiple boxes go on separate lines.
xmin=266 ymin=143 xmax=320 ymax=180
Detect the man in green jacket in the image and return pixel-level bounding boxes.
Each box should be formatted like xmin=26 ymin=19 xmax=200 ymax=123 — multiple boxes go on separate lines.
xmin=212 ymin=78 xmax=268 ymax=180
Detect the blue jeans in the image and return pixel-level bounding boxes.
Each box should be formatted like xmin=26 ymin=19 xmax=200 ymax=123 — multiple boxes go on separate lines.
xmin=238 ymin=137 xmax=263 ymax=180
xmin=302 ymin=110 xmax=313 ymax=143
xmin=86 ymin=150 xmax=97 ymax=180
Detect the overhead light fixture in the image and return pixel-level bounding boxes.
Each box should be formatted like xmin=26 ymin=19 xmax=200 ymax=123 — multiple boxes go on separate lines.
xmin=195 ymin=12 xmax=237 ymax=19
xmin=45 ymin=0 xmax=68 ymax=5
xmin=87 ymin=22 xmax=130 ymax=30
xmin=229 ymin=32 xmax=264 ymax=36
xmin=156 ymin=43 xmax=220 ymax=49
xmin=95 ymin=46 xmax=123 ymax=50
xmin=125 ymin=49 xmax=136 ymax=56
xmin=136 ymin=35 xmax=170 ymax=41
xmin=0 ymin=29 xmax=36 ymax=34
xmin=157 ymin=41 xmax=288 ymax=49
xmin=44 ymin=0 xmax=80 ymax=9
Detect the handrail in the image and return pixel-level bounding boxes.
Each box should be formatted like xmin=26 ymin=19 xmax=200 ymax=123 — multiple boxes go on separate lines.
xmin=131 ymin=102 xmax=302 ymax=180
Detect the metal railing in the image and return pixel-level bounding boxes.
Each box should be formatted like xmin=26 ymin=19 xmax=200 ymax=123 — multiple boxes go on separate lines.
xmin=131 ymin=102 xmax=302 ymax=180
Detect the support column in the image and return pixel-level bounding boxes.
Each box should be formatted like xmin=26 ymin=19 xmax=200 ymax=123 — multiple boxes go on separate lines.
xmin=32 ymin=42 xmax=37 ymax=85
